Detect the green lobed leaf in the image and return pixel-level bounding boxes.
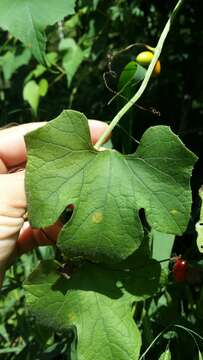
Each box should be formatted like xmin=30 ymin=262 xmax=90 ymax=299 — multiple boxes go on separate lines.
xmin=25 ymin=110 xmax=197 ymax=263
xmin=24 ymin=255 xmax=160 ymax=359
xmin=24 ymin=259 xmax=159 ymax=360
xmin=0 ymin=0 xmax=76 ymax=65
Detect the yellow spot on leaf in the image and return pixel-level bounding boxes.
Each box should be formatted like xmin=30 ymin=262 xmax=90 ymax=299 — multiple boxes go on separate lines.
xmin=92 ymin=211 xmax=103 ymax=224
xmin=170 ymin=209 xmax=178 ymax=215
xmin=68 ymin=313 xmax=76 ymax=322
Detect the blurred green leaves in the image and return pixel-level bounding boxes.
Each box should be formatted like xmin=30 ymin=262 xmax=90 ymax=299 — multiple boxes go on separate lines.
xmin=59 ymin=38 xmax=84 ymax=86
xmin=0 ymin=0 xmax=76 ymax=64
xmin=0 ymin=48 xmax=31 ymax=81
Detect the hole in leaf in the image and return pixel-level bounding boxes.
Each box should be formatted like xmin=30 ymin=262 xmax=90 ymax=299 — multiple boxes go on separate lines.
xmin=59 ymin=204 xmax=75 ymax=225
xmin=138 ymin=208 xmax=151 ymax=232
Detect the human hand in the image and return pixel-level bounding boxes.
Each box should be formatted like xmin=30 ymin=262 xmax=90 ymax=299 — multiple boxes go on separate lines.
xmin=0 ymin=120 xmax=109 ymax=287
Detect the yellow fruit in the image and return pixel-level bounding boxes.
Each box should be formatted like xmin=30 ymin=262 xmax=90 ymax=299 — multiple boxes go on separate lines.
xmin=136 ymin=51 xmax=161 ymax=77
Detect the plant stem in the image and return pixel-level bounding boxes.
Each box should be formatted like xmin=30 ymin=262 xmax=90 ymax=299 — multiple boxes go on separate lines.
xmin=94 ymin=0 xmax=184 ymax=150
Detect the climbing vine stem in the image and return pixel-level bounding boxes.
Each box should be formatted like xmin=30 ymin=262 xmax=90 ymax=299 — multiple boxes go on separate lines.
xmin=94 ymin=0 xmax=185 ymax=150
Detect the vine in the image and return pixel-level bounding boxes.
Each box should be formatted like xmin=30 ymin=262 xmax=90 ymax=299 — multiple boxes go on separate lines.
xmin=94 ymin=0 xmax=184 ymax=150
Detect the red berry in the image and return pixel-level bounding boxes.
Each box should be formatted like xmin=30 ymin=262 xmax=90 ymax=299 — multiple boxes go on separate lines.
xmin=172 ymin=259 xmax=188 ymax=283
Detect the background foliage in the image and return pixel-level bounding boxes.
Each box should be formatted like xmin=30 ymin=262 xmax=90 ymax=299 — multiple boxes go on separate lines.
xmin=0 ymin=0 xmax=203 ymax=359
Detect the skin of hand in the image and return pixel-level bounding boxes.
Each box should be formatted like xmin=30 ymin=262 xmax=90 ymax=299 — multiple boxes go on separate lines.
xmin=0 ymin=120 xmax=109 ymax=287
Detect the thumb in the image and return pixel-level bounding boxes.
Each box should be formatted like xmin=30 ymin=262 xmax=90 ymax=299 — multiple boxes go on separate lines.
xmin=0 ymin=170 xmax=26 ymax=284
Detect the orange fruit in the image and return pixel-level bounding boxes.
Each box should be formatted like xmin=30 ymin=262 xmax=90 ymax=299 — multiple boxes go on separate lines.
xmin=136 ymin=51 xmax=161 ymax=77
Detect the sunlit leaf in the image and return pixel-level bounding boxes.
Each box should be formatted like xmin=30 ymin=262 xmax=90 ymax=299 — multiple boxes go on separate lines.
xmin=25 ymin=110 xmax=197 ymax=263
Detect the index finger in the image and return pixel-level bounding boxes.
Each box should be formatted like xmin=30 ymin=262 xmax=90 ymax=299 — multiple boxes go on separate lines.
xmin=0 ymin=122 xmax=46 ymax=169
xmin=0 ymin=120 xmax=109 ymax=169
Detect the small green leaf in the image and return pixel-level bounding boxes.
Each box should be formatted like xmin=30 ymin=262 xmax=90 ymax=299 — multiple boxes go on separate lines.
xmin=0 ymin=0 xmax=76 ymax=64
xmin=23 ymin=80 xmax=40 ymax=116
xmin=196 ymin=187 xmax=203 ymax=253
xmin=23 ymin=79 xmax=48 ymax=115
xmin=159 ymin=349 xmax=171 ymax=360
xmin=24 ymin=260 xmax=142 ymax=360
xmin=25 ymin=110 xmax=197 ymax=263
xmin=59 ymin=38 xmax=84 ymax=86
xmin=38 ymin=79 xmax=48 ymax=97
xmin=118 ymin=60 xmax=146 ymax=95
